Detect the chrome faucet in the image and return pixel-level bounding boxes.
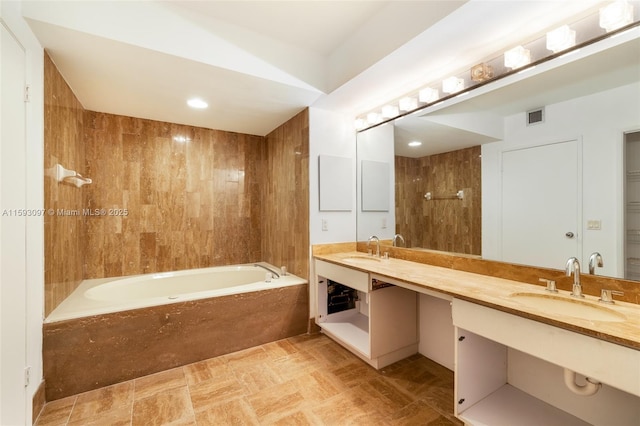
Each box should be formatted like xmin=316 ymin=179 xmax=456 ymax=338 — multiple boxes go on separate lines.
xmin=588 ymin=252 xmax=604 ymax=275
xmin=565 ymin=257 xmax=583 ymax=298
xmin=392 ymin=234 xmax=405 ymax=247
xmin=254 ymin=263 xmax=280 ymax=278
xmin=367 ymin=235 xmax=380 ymax=257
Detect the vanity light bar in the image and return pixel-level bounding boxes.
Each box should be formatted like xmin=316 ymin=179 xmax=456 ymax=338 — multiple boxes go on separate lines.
xmin=547 ymin=25 xmax=577 ymax=53
xmin=600 ymin=0 xmax=634 ymax=32
xmin=419 ymin=87 xmax=439 ymax=103
xmin=354 ymin=4 xmax=640 ymax=132
xmin=442 ymin=76 xmax=465 ymax=94
xmin=382 ymin=104 xmax=399 ymax=118
xmin=399 ymin=96 xmax=418 ymax=111
xmin=504 ymin=45 xmax=532 ymax=69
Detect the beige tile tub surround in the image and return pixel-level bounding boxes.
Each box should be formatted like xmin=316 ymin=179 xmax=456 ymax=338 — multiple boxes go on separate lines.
xmin=43 ymin=284 xmax=309 ymax=401
xmin=44 ymin=52 xmax=86 ymax=315
xmin=82 ymin=111 xmax=264 ymax=279
xmin=261 ymin=109 xmax=310 ymax=281
xmin=45 ymin=54 xmax=311 ymax=316
xmin=313 ymin=248 xmax=640 ymax=350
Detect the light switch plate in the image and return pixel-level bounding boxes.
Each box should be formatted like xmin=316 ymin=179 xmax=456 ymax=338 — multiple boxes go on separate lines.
xmin=587 ymin=220 xmax=601 ymax=230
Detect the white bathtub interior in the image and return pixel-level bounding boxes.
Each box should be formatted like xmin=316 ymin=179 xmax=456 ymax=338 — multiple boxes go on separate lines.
xmin=46 ymin=262 xmax=306 ymax=323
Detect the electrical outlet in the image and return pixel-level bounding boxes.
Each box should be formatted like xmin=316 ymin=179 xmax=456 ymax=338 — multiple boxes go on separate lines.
xmin=322 ymin=219 xmax=328 ymax=231
xmin=382 ymin=218 xmax=387 ymax=229
xmin=587 ymin=220 xmax=601 ymax=230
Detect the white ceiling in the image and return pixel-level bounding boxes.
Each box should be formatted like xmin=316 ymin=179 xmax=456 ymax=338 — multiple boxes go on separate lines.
xmin=22 ymin=0 xmax=621 ymax=137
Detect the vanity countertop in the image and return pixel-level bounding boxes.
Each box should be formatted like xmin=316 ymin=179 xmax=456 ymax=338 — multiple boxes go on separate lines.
xmin=314 ymin=251 xmax=640 ymax=351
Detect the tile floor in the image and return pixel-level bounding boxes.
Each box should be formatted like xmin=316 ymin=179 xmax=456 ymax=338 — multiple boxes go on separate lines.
xmin=35 ymin=333 xmax=462 ymax=425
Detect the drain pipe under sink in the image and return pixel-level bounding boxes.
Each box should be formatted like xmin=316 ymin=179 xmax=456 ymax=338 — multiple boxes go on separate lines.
xmin=563 ymin=368 xmax=601 ymax=396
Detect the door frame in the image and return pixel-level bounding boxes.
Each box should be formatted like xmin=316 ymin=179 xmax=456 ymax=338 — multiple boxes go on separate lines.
xmin=620 ymin=127 xmax=640 ymax=279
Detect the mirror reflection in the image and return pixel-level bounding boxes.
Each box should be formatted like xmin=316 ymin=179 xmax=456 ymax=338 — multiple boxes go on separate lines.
xmin=356 ymin=33 xmax=640 ymax=281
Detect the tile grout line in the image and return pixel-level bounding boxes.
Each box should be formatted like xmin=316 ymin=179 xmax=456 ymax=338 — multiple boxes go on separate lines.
xmin=181 ymin=366 xmax=198 ymax=425
xmin=130 ymin=377 xmax=136 ymax=426
xmin=65 ymin=396 xmax=78 ymax=426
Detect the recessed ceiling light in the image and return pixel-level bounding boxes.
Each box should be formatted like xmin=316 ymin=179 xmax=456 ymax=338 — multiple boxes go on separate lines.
xmin=408 ymin=141 xmax=422 ymax=147
xmin=187 ymin=98 xmax=208 ymax=109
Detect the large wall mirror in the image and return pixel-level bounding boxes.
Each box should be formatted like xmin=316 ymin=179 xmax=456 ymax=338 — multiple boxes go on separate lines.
xmin=356 ymin=30 xmax=640 ymax=281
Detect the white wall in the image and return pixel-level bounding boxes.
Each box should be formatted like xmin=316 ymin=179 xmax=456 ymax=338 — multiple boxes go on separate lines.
xmin=308 ymin=107 xmax=357 ymax=319
xmin=483 ymin=82 xmax=640 ymax=277
xmin=0 ymin=1 xmax=45 ymax=424
xmin=309 ymin=107 xmax=357 ymax=245
xmin=355 ymin=122 xmax=395 ymax=242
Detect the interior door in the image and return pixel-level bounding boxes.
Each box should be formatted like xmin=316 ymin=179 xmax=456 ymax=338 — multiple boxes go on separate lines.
xmin=501 ymin=140 xmax=580 ymax=269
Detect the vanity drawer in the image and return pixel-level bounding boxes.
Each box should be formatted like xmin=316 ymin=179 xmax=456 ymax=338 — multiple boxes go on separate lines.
xmin=316 ymin=260 xmax=369 ymax=293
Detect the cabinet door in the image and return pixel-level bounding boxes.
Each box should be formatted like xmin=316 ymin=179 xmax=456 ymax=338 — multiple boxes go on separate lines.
xmin=454 ymin=328 xmax=507 ymax=415
xmin=369 ymin=286 xmax=417 ymax=359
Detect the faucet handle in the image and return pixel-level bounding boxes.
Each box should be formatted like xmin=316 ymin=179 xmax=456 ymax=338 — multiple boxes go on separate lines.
xmin=539 ymin=278 xmax=558 ymax=293
xmin=599 ymin=289 xmax=624 ymax=304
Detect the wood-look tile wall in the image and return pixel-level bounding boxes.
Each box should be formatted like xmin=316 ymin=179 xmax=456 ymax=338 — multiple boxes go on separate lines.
xmin=83 ymin=112 xmax=264 ymax=279
xmin=262 ymin=109 xmax=310 ymax=280
xmin=44 ymin=53 xmax=86 ymax=316
xmin=395 ymin=146 xmax=481 ymax=255
xmin=45 ymin=56 xmax=311 ymax=315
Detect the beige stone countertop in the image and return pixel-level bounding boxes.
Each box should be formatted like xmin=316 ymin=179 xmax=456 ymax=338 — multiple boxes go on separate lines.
xmin=314 ymin=251 xmax=640 ymax=351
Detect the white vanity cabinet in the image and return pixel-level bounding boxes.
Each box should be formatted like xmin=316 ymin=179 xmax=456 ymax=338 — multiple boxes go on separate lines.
xmin=452 ymin=299 xmax=640 ymax=426
xmin=315 ymin=259 xmax=418 ymax=369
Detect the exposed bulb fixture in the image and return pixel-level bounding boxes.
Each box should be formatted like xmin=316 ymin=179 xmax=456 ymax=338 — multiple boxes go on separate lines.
xmin=408 ymin=141 xmax=422 ymax=147
xmin=354 ymin=118 xmax=367 ymax=130
xmin=442 ymin=76 xmax=464 ymax=94
xmin=419 ymin=87 xmax=439 ymax=103
xmin=367 ymin=112 xmax=382 ymax=124
xmin=504 ymin=45 xmax=531 ymax=69
xmin=600 ymin=0 xmax=634 ymax=32
xmin=187 ymin=98 xmax=208 ymax=109
xmin=398 ymin=96 xmax=418 ymax=111
xmin=173 ymin=136 xmax=190 ymax=143
xmin=353 ymin=5 xmax=638 ymax=132
xmin=382 ymin=105 xmax=399 ymax=118
xmin=546 ymin=25 xmax=576 ymax=53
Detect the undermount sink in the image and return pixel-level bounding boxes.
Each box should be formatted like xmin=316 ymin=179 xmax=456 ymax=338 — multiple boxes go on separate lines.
xmin=509 ymin=292 xmax=627 ymax=322
xmin=343 ymin=255 xmax=382 ymax=263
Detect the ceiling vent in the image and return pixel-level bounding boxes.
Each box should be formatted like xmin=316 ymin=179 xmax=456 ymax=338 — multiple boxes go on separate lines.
xmin=527 ymin=107 xmax=545 ymax=126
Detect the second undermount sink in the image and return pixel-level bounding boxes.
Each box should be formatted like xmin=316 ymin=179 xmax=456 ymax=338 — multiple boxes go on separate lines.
xmin=343 ymin=255 xmax=382 ymax=263
xmin=509 ymin=292 xmax=627 ymax=322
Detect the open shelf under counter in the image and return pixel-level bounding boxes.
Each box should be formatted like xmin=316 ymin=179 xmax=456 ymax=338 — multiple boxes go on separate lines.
xmin=318 ymin=309 xmax=370 ymax=357
xmin=460 ymin=384 xmax=589 ymax=426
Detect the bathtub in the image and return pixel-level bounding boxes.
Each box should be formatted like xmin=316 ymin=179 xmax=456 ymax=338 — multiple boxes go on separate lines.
xmin=45 ymin=262 xmax=305 ymax=323
xmin=43 ymin=262 xmax=309 ymax=400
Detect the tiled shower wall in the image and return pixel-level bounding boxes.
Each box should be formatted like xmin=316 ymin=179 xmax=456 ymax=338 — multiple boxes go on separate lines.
xmin=44 ymin=55 xmax=310 ymax=316
xmin=44 ymin=53 xmax=86 ymax=315
xmin=262 ymin=109 xmax=310 ymax=279
xmin=82 ymin=112 xmax=264 ymax=279
xmin=395 ymin=145 xmax=481 ymax=255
